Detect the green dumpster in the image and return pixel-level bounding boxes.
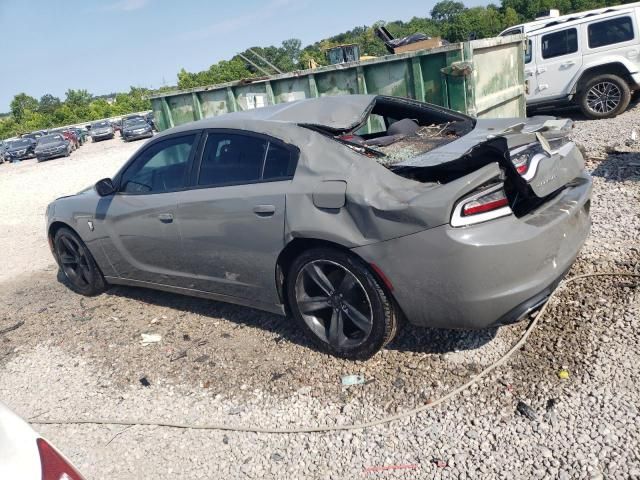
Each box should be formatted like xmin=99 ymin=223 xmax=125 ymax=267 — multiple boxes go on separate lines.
xmin=150 ymin=34 xmax=526 ymax=131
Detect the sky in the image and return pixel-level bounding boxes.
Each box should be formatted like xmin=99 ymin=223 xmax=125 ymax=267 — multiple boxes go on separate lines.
xmin=0 ymin=0 xmax=488 ymax=111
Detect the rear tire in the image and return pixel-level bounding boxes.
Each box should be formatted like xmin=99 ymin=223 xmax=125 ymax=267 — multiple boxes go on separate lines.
xmin=53 ymin=227 xmax=106 ymax=296
xmin=285 ymin=247 xmax=399 ymax=359
xmin=579 ymin=74 xmax=630 ymax=119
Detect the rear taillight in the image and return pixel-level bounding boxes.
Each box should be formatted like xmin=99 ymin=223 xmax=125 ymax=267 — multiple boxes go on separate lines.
xmin=451 ymin=183 xmax=512 ymax=227
xmin=37 ymin=438 xmax=85 ymax=480
xmin=511 ymin=153 xmax=529 ymax=174
xmin=462 ymin=189 xmax=509 ymax=216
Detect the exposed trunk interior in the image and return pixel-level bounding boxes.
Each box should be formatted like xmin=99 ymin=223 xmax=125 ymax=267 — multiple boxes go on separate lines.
xmin=305 ymin=95 xmax=570 ymax=219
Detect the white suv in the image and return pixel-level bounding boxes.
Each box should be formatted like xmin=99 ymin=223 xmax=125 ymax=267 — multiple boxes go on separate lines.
xmin=500 ymin=3 xmax=640 ymax=119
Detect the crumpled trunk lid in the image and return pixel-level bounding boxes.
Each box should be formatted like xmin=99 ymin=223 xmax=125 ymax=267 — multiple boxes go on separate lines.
xmin=389 ymin=116 xmax=585 ymax=216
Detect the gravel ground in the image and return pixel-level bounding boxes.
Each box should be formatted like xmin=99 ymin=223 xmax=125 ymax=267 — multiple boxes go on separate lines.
xmin=0 ymin=111 xmax=638 ymax=479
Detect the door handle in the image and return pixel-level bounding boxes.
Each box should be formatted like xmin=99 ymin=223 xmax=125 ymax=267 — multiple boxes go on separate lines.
xmin=157 ymin=213 xmax=174 ymax=223
xmin=536 ymin=67 xmax=547 ymax=74
xmin=561 ymin=60 xmax=575 ymax=67
xmin=524 ymin=69 xmax=534 ymax=77
xmin=253 ymin=205 xmax=276 ymax=217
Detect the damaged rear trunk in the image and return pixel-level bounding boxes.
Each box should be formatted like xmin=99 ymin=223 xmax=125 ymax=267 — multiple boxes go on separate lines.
xmin=318 ymin=96 xmax=586 ymax=222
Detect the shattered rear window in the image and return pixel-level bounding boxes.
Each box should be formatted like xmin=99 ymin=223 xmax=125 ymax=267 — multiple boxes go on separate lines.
xmin=365 ymin=122 xmax=466 ymax=166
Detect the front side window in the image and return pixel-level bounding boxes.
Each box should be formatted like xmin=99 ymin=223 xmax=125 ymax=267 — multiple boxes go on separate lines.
xmin=198 ymin=133 xmax=297 ymax=187
xmin=503 ymin=27 xmax=523 ymax=36
xmin=541 ymin=28 xmax=578 ymax=59
xmin=120 ymin=134 xmax=196 ymax=194
xmin=588 ymin=16 xmax=634 ymax=48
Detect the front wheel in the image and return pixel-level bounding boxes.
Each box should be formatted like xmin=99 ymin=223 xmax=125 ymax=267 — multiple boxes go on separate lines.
xmin=579 ymin=74 xmax=631 ymax=119
xmin=53 ymin=227 xmax=107 ymax=296
xmin=286 ymin=247 xmax=399 ymax=359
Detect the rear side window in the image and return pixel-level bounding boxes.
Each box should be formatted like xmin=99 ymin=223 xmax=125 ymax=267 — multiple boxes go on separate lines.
xmin=263 ymin=143 xmax=297 ymax=180
xmin=541 ymin=28 xmax=578 ymax=59
xmin=525 ymin=39 xmax=532 ymax=64
xmin=588 ymin=16 xmax=634 ymax=48
xmin=198 ymin=133 xmax=297 ymax=187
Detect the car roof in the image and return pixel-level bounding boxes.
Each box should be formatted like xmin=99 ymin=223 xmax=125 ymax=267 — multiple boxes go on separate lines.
xmin=162 ymin=94 xmax=377 ymax=137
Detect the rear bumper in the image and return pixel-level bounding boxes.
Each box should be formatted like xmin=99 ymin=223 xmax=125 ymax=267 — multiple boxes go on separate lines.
xmin=352 ymin=173 xmax=592 ymax=329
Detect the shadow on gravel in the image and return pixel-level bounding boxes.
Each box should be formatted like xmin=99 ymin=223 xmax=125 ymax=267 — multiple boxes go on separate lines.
xmin=591 ymin=153 xmax=640 ymax=183
xmin=386 ymin=323 xmax=499 ymax=354
xmin=57 ymin=270 xmax=498 ymax=356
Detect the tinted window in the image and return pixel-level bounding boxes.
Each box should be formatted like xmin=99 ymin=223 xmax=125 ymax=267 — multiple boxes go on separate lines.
xmin=588 ymin=16 xmax=634 ymax=48
xmin=541 ymin=28 xmax=578 ymax=59
xmin=121 ymin=134 xmax=196 ymax=194
xmin=263 ymin=142 xmax=296 ymax=179
xmin=525 ymin=39 xmax=532 ymax=64
xmin=502 ymin=27 xmax=522 ymax=36
xmin=198 ymin=134 xmax=267 ymax=186
xmin=198 ymin=133 xmax=297 ymax=186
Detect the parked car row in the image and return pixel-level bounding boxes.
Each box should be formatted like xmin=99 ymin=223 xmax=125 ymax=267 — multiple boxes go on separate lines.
xmin=1 ymin=113 xmax=155 ymax=165
xmin=0 ymin=127 xmax=88 ymax=164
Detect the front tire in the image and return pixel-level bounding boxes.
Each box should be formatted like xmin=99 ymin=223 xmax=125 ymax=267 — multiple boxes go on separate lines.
xmin=286 ymin=247 xmax=399 ymax=359
xmin=579 ymin=74 xmax=630 ymax=119
xmin=53 ymin=227 xmax=106 ymax=296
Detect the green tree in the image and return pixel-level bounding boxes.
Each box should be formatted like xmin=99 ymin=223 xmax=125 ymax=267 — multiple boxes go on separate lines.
xmin=10 ymin=93 xmax=38 ymax=123
xmin=64 ymin=89 xmax=93 ymax=107
xmin=38 ymin=94 xmax=62 ymax=115
xmin=431 ymin=0 xmax=466 ymax=22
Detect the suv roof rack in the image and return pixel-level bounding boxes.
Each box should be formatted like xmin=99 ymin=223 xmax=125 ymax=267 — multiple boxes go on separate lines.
xmin=529 ymin=8 xmax=621 ymax=33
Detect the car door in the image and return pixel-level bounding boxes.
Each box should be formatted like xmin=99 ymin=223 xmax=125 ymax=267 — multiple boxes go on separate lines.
xmin=100 ymin=132 xmax=200 ymax=286
xmin=535 ymin=26 xmax=583 ymax=100
xmin=176 ymin=130 xmax=298 ymax=306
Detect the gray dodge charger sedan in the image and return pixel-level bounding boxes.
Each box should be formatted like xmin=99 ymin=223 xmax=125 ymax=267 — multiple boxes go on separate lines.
xmin=46 ymin=95 xmax=591 ymax=359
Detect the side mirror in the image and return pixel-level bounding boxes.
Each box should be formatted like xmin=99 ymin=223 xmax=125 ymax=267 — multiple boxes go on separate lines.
xmin=95 ymin=178 xmax=116 ymax=197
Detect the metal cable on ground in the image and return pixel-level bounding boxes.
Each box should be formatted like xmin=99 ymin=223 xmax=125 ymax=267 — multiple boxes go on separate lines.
xmin=30 ymin=272 xmax=639 ymax=434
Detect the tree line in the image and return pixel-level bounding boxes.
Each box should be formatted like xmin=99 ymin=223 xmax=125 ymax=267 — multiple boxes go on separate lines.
xmin=1 ymin=0 xmax=630 ymax=139
xmin=176 ymin=0 xmax=630 ymax=89
xmin=0 ymin=87 xmax=157 ymax=140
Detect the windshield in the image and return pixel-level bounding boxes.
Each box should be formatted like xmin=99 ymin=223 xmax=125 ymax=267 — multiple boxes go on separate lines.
xmin=92 ymin=121 xmax=110 ymax=128
xmin=8 ymin=139 xmax=31 ymax=148
xmin=38 ymin=134 xmax=64 ymax=144
xmin=124 ymin=119 xmax=147 ymax=128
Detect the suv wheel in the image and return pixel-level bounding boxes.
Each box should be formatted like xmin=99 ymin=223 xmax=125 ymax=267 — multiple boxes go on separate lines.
xmin=286 ymin=247 xmax=399 ymax=359
xmin=579 ymin=74 xmax=630 ymax=119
